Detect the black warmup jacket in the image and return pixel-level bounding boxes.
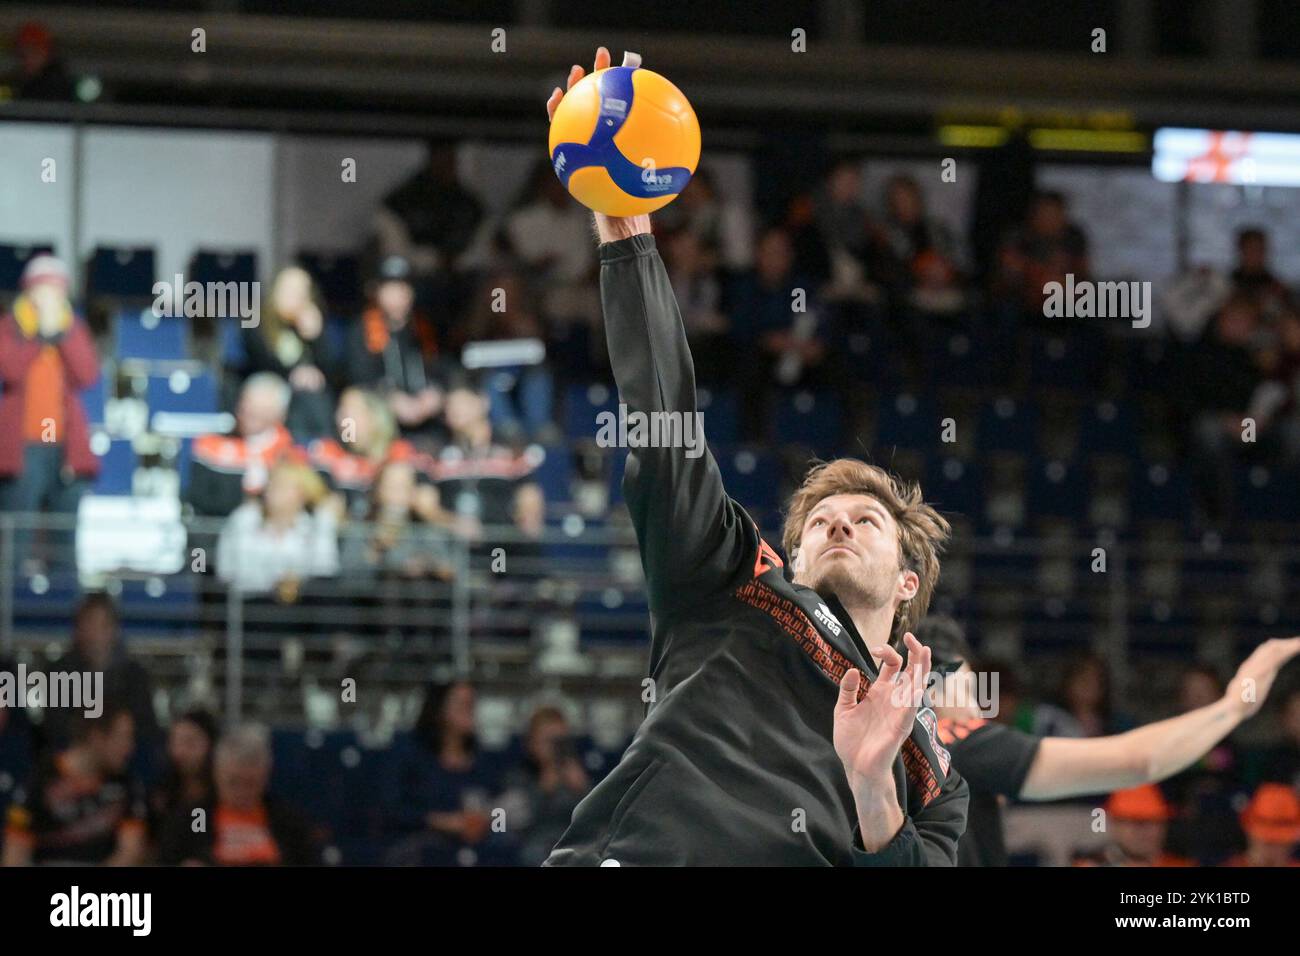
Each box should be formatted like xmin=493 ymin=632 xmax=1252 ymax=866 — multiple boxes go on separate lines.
xmin=545 ymin=234 xmax=968 ymax=866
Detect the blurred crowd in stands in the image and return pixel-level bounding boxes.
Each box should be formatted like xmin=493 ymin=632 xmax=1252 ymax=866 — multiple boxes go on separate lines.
xmin=3 ymin=101 xmax=1300 ymax=865
xmin=2 ymin=592 xmax=1299 ymax=865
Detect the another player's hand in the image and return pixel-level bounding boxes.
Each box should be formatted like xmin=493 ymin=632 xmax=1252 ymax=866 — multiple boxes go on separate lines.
xmin=833 ymin=633 xmax=931 ymax=790
xmin=545 ymin=45 xmax=651 ymax=244
xmin=1225 ymin=636 xmax=1300 ymax=719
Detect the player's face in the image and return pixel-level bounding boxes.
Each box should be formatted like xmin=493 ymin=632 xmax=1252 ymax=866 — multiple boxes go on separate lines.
xmin=793 ymin=494 xmax=916 ymax=612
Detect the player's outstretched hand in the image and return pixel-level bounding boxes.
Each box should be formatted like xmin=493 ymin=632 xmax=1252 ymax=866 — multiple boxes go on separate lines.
xmin=833 ymin=633 xmax=931 ymax=789
xmin=1226 ymin=635 xmax=1300 ymax=719
xmin=545 ymin=46 xmax=651 ymax=244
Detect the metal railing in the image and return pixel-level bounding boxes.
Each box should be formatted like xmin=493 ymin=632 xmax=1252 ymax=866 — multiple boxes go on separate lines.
xmin=1 ymin=510 xmax=1297 ymax=724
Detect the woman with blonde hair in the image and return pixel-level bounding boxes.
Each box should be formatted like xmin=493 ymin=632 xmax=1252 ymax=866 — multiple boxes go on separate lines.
xmin=243 ymin=266 xmax=340 ymax=441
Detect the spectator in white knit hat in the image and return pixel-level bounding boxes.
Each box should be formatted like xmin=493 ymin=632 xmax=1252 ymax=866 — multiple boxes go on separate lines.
xmin=0 ymin=254 xmax=101 ymax=571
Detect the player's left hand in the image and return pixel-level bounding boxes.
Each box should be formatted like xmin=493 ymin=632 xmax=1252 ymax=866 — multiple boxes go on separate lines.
xmin=833 ymin=632 xmax=931 ymax=789
xmin=1225 ymin=636 xmax=1300 ymax=719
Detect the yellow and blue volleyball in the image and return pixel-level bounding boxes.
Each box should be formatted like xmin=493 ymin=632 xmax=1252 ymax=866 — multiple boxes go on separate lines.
xmin=549 ymin=66 xmax=701 ymax=217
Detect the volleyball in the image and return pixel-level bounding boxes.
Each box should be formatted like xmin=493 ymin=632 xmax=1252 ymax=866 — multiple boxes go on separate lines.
xmin=548 ymin=65 xmax=701 ymax=217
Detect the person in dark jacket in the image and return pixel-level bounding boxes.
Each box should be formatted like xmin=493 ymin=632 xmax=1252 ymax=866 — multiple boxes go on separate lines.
xmin=543 ymin=49 xmax=967 ymax=867
xmin=41 ymin=593 xmax=159 ymax=758
xmin=0 ymin=255 xmax=101 ymax=569
xmin=916 ymin=616 xmax=1300 ymax=866
xmin=243 ymin=266 xmax=342 ymax=442
xmin=159 ymin=723 xmax=316 ymax=866
xmin=148 ymin=709 xmax=218 ymax=843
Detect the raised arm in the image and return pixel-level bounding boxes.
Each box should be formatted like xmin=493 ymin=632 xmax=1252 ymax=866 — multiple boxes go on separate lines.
xmin=549 ymin=49 xmax=752 ymax=615
xmin=1020 ymin=636 xmax=1300 ymax=800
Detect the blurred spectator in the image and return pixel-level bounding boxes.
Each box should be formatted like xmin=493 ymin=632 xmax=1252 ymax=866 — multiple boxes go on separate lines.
xmin=1037 ymin=653 xmax=1134 ymax=738
xmin=654 ymin=167 xmax=754 ymax=271
xmin=159 ymin=723 xmax=317 ymax=865
xmin=216 ymin=459 xmax=341 ymax=600
xmin=0 ymin=255 xmax=101 ymax=571
xmin=244 ymin=267 xmax=341 ymax=442
xmin=501 ymin=706 xmax=591 ymax=867
xmin=1179 ymin=294 xmax=1267 ymax=522
xmin=2 ymin=21 xmax=76 ymax=101
xmin=425 ymin=381 xmax=543 ymax=537
xmin=1073 ymin=785 xmax=1194 ymax=867
xmin=341 ymin=460 xmax=455 ymax=583
xmin=993 ymin=190 xmax=1090 ymax=318
xmin=460 ymin=269 xmax=556 ymax=442
xmin=663 ymin=228 xmax=731 ymax=385
xmin=1250 ymin=305 xmax=1300 ymax=469
xmin=1231 ymin=227 xmax=1292 ymax=321
xmin=2 ymin=708 xmax=147 ymax=866
xmin=309 ymin=387 xmax=428 ymax=519
xmin=502 ymin=160 xmax=599 ymax=328
xmin=373 ymin=141 xmax=483 ymax=279
xmin=1248 ymin=687 xmax=1300 ymax=791
xmin=188 ymin=372 xmax=298 ymax=518
xmin=1222 ymin=783 xmax=1300 ymax=867
xmin=347 ymin=255 xmax=446 ymax=445
xmin=872 ymin=175 xmax=967 ymax=319
xmin=42 ymin=593 xmax=159 ymax=754
xmin=148 ymin=709 xmax=218 ymax=840
xmin=1163 ymin=664 xmax=1247 ymax=865
xmin=814 ymin=157 xmax=878 ymax=302
xmin=0 ymin=655 xmax=34 ymax=859
xmin=386 ymin=680 xmax=500 ymax=866
xmin=730 ymin=226 xmax=839 ymax=440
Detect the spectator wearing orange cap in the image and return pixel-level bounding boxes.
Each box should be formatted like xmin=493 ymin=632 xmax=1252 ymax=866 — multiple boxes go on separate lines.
xmin=1222 ymin=784 xmax=1300 ymax=867
xmin=4 ymin=21 xmax=76 ymax=101
xmin=1074 ymin=785 xmax=1195 ymax=867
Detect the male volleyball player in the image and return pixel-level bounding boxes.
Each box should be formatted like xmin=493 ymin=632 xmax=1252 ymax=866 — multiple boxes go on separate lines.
xmin=544 ymin=48 xmax=967 ymax=866
xmin=914 ymin=615 xmax=1300 ymax=866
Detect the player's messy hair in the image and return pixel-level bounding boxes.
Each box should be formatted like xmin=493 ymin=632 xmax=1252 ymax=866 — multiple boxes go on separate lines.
xmin=781 ymin=458 xmax=951 ymax=641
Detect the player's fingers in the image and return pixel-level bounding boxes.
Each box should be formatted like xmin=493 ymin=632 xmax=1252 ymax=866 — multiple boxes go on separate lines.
xmin=546 ymin=87 xmax=562 ymax=121
xmin=594 ymin=45 xmax=611 ymax=71
xmin=566 ymin=63 xmax=584 ymax=91
xmin=837 ymin=668 xmax=861 ymax=712
xmin=873 ymin=644 xmax=902 ymax=686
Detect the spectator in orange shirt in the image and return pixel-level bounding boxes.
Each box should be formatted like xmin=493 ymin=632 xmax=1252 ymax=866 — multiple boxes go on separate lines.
xmin=1222 ymin=783 xmax=1300 ymax=867
xmin=187 ymin=372 xmax=301 ymax=518
xmin=1 ymin=707 xmax=147 ymax=866
xmin=0 ymin=255 xmax=101 ymax=570
xmin=1074 ymin=785 xmax=1195 ymax=867
xmin=158 ymin=723 xmax=316 ymax=866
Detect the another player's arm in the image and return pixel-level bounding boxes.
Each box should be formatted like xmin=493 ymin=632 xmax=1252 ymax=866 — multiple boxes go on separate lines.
xmin=1019 ymin=636 xmax=1300 ymax=800
xmin=549 ymin=48 xmax=751 ymax=614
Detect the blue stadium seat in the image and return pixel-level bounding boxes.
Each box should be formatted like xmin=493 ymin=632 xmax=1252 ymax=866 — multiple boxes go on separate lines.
xmin=189 ymin=249 xmax=257 ymax=289
xmin=146 ymin=372 xmax=219 ymax=415
xmin=92 ymin=440 xmax=137 ymax=495
xmin=564 ymin=382 xmax=619 ymax=439
xmin=0 ymin=243 xmax=55 ymax=293
xmin=716 ymin=445 xmax=783 ymax=526
xmin=88 ymin=246 xmax=156 ymax=299
xmin=774 ymin=390 xmax=843 ymax=458
xmin=1235 ymin=463 xmax=1300 ymax=524
xmin=298 ymin=252 xmax=361 ymax=311
xmin=697 ymin=387 xmax=740 ymax=444
xmin=875 ymin=392 xmax=939 ymax=453
xmin=81 ymin=379 xmax=108 ymax=428
xmin=1026 ymin=458 xmax=1090 ymax=522
xmin=531 ymin=444 xmax=574 ymax=503
xmin=930 ymin=331 xmax=990 ymax=390
xmin=116 ymin=308 xmax=188 ymax=361
xmin=925 ymin=456 xmax=983 ymax=523
xmin=977 ymin=396 xmax=1039 ymax=455
xmin=1076 ymin=399 xmax=1140 ymax=458
xmin=1028 ymin=331 xmax=1098 ymax=389
xmin=1130 ymin=459 xmax=1194 ymax=523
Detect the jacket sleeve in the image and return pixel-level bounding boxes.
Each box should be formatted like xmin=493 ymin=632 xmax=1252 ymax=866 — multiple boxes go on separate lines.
xmin=0 ymin=318 xmax=42 ymax=383
xmin=599 ymin=234 xmax=753 ymax=617
xmin=55 ymin=320 xmax=101 ymax=390
xmin=850 ymin=769 xmax=969 ymax=867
